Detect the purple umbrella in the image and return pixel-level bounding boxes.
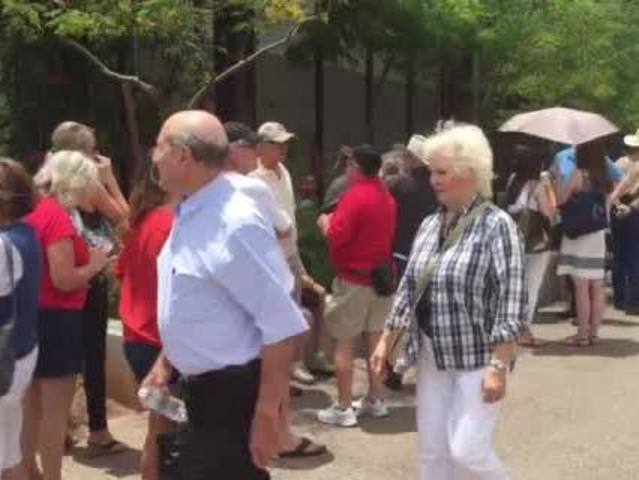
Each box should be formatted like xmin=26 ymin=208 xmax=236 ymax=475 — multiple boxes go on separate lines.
xmin=499 ymin=107 xmax=619 ymax=145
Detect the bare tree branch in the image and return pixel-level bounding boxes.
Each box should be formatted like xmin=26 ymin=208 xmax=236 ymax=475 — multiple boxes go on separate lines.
xmin=59 ymin=38 xmax=157 ymax=97
xmin=187 ymin=18 xmax=314 ymax=109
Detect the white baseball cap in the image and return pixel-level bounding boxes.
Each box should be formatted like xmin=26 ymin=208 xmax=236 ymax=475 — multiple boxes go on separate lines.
xmin=258 ymin=122 xmax=295 ymax=144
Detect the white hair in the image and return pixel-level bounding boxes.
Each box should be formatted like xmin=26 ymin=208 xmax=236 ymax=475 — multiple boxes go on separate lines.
xmin=422 ymin=124 xmax=494 ymax=198
xmin=34 ymin=150 xmax=98 ymax=208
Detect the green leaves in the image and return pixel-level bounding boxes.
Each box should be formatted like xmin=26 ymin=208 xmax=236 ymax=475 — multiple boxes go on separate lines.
xmin=480 ymin=0 xmax=639 ymax=129
xmin=2 ymin=0 xmax=47 ymax=40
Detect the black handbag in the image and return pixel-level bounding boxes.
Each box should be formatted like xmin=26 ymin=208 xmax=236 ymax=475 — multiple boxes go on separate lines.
xmin=0 ymin=234 xmax=17 ymax=397
xmin=371 ymin=261 xmax=398 ymax=297
xmin=560 ymin=191 xmax=608 ymax=239
xmin=513 ymin=209 xmax=552 ymax=253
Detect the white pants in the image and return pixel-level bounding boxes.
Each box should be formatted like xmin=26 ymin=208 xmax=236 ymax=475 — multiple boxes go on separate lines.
xmin=0 ymin=347 xmax=38 ymax=469
xmin=525 ymin=252 xmax=552 ymax=324
xmin=417 ymin=340 xmax=509 ymax=480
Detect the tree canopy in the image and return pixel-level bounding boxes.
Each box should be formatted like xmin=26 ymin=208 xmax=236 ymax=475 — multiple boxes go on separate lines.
xmin=2 ymin=0 xmax=639 ymax=160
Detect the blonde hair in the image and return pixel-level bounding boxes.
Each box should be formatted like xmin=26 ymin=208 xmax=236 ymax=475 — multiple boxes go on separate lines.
xmin=34 ymin=150 xmax=98 ymax=208
xmin=422 ymin=124 xmax=494 ymax=198
xmin=51 ymin=121 xmax=95 ymax=154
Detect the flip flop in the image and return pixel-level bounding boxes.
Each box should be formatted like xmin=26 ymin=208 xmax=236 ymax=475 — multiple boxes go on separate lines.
xmin=279 ymin=438 xmax=327 ymax=458
xmin=85 ymin=440 xmax=128 ymax=458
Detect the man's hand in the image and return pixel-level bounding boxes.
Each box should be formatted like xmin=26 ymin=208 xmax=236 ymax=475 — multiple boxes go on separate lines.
xmin=301 ymin=274 xmax=326 ymax=298
xmin=249 ymin=405 xmax=280 ymax=469
xmin=316 ymin=214 xmax=332 ymax=237
xmin=141 ymin=353 xmax=173 ymax=394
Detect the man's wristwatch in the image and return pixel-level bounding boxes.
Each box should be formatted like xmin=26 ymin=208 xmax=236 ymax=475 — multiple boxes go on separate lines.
xmin=488 ymin=358 xmax=509 ymax=374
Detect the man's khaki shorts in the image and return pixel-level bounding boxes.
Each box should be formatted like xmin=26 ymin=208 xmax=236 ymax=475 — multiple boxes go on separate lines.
xmin=325 ymin=277 xmax=393 ymax=340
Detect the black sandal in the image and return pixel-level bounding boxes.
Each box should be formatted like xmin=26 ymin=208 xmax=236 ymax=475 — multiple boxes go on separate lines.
xmin=85 ymin=440 xmax=127 ymax=458
xmin=279 ymin=438 xmax=327 ymax=458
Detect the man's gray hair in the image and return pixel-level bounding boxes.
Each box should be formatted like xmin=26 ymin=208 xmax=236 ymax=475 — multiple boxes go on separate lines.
xmin=169 ymin=132 xmax=229 ymax=168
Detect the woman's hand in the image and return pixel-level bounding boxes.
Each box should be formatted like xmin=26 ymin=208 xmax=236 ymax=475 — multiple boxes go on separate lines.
xmin=481 ymin=367 xmax=507 ymax=403
xmin=95 ymin=155 xmax=115 ymax=185
xmin=615 ymin=204 xmax=632 ymax=218
xmin=88 ymin=246 xmax=112 ymax=275
xmin=370 ymin=333 xmax=390 ymax=380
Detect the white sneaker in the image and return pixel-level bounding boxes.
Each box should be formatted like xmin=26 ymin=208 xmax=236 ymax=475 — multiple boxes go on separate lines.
xmin=292 ymin=364 xmax=316 ymax=385
xmin=352 ymin=398 xmax=390 ymax=418
xmin=317 ymin=404 xmax=358 ymax=427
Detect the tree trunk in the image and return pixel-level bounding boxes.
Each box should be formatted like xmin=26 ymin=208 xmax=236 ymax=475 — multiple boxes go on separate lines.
xmin=313 ymin=48 xmax=325 ymax=199
xmin=120 ymin=82 xmax=143 ymax=193
xmin=202 ymin=0 xmax=217 ymax=111
xmin=404 ymin=60 xmax=415 ymax=140
xmin=364 ymin=48 xmax=375 ymax=143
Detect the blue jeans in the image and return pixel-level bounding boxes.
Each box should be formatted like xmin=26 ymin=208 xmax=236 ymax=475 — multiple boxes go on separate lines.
xmin=611 ymin=212 xmax=639 ymax=311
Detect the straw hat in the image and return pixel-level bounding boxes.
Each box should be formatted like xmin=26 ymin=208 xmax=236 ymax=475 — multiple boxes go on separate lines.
xmin=406 ymin=134 xmax=429 ymax=165
xmin=624 ymin=128 xmax=639 ymax=148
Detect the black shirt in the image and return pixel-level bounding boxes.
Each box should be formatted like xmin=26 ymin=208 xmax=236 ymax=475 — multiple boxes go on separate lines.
xmin=386 ymin=166 xmax=438 ymax=257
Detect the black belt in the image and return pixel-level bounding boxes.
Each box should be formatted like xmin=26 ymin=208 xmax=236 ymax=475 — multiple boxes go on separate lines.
xmin=184 ymin=358 xmax=260 ymax=384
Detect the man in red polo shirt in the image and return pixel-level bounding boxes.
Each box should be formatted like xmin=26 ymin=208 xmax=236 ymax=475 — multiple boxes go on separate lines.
xmin=316 ymin=145 xmax=397 ymax=427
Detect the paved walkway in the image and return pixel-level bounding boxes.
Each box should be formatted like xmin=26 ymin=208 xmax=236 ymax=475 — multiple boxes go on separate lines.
xmin=64 ymin=303 xmax=639 ymax=479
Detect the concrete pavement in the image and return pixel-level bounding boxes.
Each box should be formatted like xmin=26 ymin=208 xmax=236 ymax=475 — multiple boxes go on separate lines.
xmin=64 ymin=303 xmax=639 ymax=479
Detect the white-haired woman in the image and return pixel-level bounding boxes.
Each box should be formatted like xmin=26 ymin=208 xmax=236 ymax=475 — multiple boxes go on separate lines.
xmin=23 ymin=151 xmax=111 ymax=480
xmin=372 ymin=125 xmax=527 ymax=480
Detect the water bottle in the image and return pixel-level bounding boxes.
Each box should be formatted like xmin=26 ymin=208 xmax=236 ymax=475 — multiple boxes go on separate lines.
xmin=138 ymin=386 xmax=188 ymax=423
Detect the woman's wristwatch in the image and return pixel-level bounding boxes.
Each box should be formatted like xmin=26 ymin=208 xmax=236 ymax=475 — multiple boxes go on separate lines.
xmin=489 ymin=358 xmax=509 ymax=374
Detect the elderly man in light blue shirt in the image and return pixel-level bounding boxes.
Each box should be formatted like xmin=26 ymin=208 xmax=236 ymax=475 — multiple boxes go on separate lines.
xmin=144 ymin=110 xmax=308 ymax=480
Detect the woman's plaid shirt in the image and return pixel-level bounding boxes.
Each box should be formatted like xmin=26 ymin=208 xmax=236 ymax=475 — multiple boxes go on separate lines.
xmin=387 ymin=200 xmax=528 ymax=371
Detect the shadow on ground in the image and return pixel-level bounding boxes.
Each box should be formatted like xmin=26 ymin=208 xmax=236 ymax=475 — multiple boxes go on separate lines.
xmin=602 ymin=318 xmax=639 ymax=328
xmin=535 ymin=312 xmax=639 ymax=326
xmin=71 ymin=446 xmax=141 ymax=478
xmin=359 ymin=406 xmax=417 ymax=435
xmin=531 ymin=337 xmax=639 ymax=358
xmin=291 ymin=387 xmax=333 ymax=411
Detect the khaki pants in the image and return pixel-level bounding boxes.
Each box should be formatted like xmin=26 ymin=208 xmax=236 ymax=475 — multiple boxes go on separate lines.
xmin=325 ymin=277 xmax=392 ymax=340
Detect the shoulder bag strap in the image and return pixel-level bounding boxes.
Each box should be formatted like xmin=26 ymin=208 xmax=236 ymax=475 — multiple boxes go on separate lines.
xmin=413 ymin=201 xmax=490 ymax=305
xmin=0 ymin=234 xmax=16 ymax=330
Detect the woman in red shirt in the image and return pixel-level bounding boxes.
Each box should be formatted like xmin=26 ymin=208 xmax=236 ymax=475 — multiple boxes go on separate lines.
xmin=115 ymin=165 xmax=174 ymax=480
xmin=23 ymin=151 xmax=111 ymax=480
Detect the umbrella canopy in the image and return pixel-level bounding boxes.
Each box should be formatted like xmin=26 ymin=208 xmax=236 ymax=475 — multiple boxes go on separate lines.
xmin=499 ymin=107 xmax=619 ymax=145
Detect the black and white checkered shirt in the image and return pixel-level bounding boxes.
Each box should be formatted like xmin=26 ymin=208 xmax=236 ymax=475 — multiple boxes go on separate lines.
xmin=386 ymin=198 xmax=528 ymax=371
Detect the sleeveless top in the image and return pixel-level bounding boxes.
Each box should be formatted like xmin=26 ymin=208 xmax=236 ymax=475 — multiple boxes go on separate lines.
xmin=0 ymin=222 xmax=43 ymax=358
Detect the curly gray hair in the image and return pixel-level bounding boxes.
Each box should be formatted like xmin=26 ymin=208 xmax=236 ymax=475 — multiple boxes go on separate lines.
xmin=34 ymin=150 xmax=98 ymax=208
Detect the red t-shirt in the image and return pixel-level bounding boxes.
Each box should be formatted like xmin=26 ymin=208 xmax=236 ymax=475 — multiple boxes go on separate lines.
xmin=25 ymin=196 xmax=90 ymax=310
xmin=327 ymin=177 xmax=397 ymax=286
xmin=115 ymin=207 xmax=174 ymax=347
